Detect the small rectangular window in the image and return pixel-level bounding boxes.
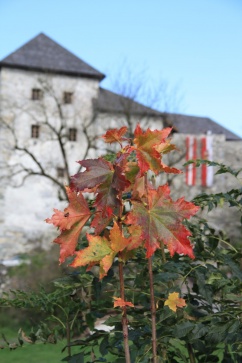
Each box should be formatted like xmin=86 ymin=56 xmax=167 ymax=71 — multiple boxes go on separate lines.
xmin=32 ymin=88 xmax=43 ymax=100
xmin=63 ymin=92 xmax=73 ymax=104
xmin=31 ymin=125 xmax=40 ymax=138
xmin=69 ymin=128 xmax=77 ymax=141
xmin=57 ymin=167 xmax=65 ymax=178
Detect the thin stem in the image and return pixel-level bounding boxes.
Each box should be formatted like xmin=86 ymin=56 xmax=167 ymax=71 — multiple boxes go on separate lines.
xmin=187 ymin=342 xmax=196 ymax=363
xmin=160 ymin=240 xmax=167 ymax=264
xmin=148 ymin=257 xmax=157 ymax=363
xmin=66 ymin=320 xmax=71 ymax=357
xmin=118 ymin=258 xmax=131 ymax=363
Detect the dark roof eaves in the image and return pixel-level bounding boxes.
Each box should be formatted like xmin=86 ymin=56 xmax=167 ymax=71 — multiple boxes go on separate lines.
xmin=0 ymin=62 xmax=105 ymax=80
xmin=98 ymin=108 xmax=163 ymax=117
xmin=170 ymin=114 xmax=241 ymax=141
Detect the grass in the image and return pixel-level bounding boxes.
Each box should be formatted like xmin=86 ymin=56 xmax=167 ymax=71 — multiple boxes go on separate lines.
xmin=0 ymin=327 xmax=117 ymax=363
xmin=0 ymin=341 xmax=71 ymax=363
xmin=0 ymin=327 xmax=79 ymax=363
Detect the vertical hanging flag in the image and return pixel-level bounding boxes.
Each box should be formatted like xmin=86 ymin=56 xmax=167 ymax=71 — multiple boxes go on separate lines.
xmin=201 ymin=132 xmax=213 ymax=187
xmin=186 ymin=136 xmax=197 ymax=186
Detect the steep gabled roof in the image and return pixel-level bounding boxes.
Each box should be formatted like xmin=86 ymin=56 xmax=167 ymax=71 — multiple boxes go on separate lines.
xmin=0 ymin=33 xmax=105 ymax=80
xmin=98 ymin=88 xmax=241 ymax=141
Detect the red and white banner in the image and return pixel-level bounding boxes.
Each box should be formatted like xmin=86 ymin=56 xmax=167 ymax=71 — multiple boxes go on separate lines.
xmin=185 ymin=133 xmax=213 ymax=187
xmin=186 ymin=136 xmax=197 ymax=186
xmin=201 ymin=133 xmax=213 ymax=187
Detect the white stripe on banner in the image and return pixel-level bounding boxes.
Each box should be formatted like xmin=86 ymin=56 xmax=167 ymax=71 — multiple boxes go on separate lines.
xmin=206 ymin=132 xmax=213 ymax=187
xmin=186 ymin=136 xmax=196 ymax=186
xmin=201 ymin=132 xmax=213 ymax=187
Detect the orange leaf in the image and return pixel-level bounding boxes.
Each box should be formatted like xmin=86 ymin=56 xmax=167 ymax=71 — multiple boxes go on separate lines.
xmin=113 ymin=297 xmax=134 ymax=308
xmin=102 ymin=126 xmax=128 ymax=144
xmin=164 ymin=292 xmax=186 ymax=312
xmin=133 ymin=124 xmax=180 ymax=175
xmin=70 ymin=223 xmax=131 ymax=279
xmin=110 ymin=221 xmax=130 ymax=253
xmin=126 ymin=225 xmax=143 ymax=251
xmin=45 ymin=187 xmax=91 ymax=263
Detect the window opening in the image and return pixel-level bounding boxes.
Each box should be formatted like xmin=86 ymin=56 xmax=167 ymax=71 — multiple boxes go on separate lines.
xmin=57 ymin=167 xmax=65 ymax=178
xmin=63 ymin=92 xmax=73 ymax=104
xmin=32 ymin=88 xmax=43 ymax=100
xmin=69 ymin=128 xmax=77 ymax=141
xmin=31 ymin=125 xmax=40 ymax=138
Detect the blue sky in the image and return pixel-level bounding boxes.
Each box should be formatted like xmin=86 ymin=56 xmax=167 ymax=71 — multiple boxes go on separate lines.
xmin=1 ymin=0 xmax=242 ymax=137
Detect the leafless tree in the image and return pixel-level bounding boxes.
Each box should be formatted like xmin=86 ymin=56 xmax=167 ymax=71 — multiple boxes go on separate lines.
xmin=0 ymin=76 xmax=99 ymax=200
xmin=102 ymin=60 xmax=186 ymax=183
xmin=0 ymin=64 xmax=186 ymax=202
xmin=103 ymin=59 xmax=184 ymax=134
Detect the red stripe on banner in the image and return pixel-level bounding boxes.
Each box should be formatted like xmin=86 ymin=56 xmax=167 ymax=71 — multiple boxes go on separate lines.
xmin=192 ymin=138 xmax=197 ymax=186
xmin=201 ymin=137 xmax=207 ymax=187
xmin=186 ymin=137 xmax=189 ymax=185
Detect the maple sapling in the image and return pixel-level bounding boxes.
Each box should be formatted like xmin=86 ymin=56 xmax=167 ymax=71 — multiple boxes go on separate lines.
xmin=46 ymin=124 xmax=199 ymax=363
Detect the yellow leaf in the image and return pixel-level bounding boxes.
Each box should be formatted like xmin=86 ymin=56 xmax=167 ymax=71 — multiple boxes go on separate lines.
xmin=164 ymin=292 xmax=186 ymax=312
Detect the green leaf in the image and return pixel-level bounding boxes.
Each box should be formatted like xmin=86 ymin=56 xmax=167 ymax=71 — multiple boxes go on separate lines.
xmin=173 ymin=321 xmax=195 ymax=338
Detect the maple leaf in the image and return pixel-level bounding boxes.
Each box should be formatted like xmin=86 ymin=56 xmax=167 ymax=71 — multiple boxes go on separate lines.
xmin=109 ymin=221 xmax=130 ymax=252
xmin=125 ymin=184 xmax=199 ymax=258
xmin=124 ymin=161 xmax=140 ymax=183
xmin=45 ymin=187 xmax=91 ymax=263
xmin=164 ymin=292 xmax=186 ymax=312
xmin=126 ymin=225 xmax=143 ymax=251
xmin=132 ymin=124 xmax=181 ymax=175
xmin=102 ymin=126 xmax=128 ymax=144
xmin=71 ymin=223 xmax=130 ymax=279
xmin=71 ymin=159 xmax=130 ymax=233
xmin=98 ymin=222 xmax=131 ymax=277
xmin=155 ymin=140 xmax=177 ymax=154
xmin=113 ymin=297 xmax=134 ymax=308
xmin=70 ymin=234 xmax=112 ymax=269
xmin=71 ymin=158 xmax=114 ymax=192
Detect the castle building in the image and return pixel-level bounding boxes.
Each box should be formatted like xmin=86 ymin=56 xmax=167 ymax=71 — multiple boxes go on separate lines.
xmin=0 ymin=33 xmax=241 ymax=258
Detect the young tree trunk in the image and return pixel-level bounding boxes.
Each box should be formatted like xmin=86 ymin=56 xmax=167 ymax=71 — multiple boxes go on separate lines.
xmin=148 ymin=257 xmax=158 ymax=363
xmin=118 ymin=260 xmax=131 ymax=363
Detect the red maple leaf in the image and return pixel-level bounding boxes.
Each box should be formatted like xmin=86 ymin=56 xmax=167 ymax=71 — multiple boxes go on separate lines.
xmin=71 ymin=158 xmax=130 ymax=233
xmin=45 ymin=187 xmax=91 ymax=263
xmin=132 ymin=124 xmax=181 ymax=175
xmin=125 ymin=184 xmax=199 ymax=258
xmin=102 ymin=126 xmax=128 ymax=144
xmin=71 ymin=158 xmax=114 ymax=192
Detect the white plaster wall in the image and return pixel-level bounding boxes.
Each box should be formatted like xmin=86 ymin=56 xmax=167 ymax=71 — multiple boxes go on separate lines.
xmin=0 ymin=67 xmax=100 ymax=258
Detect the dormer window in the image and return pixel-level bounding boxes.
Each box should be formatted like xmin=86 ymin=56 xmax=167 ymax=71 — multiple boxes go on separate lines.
xmin=68 ymin=128 xmax=77 ymax=141
xmin=31 ymin=125 xmax=40 ymax=138
xmin=32 ymin=88 xmax=43 ymax=100
xmin=63 ymin=92 xmax=73 ymax=104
